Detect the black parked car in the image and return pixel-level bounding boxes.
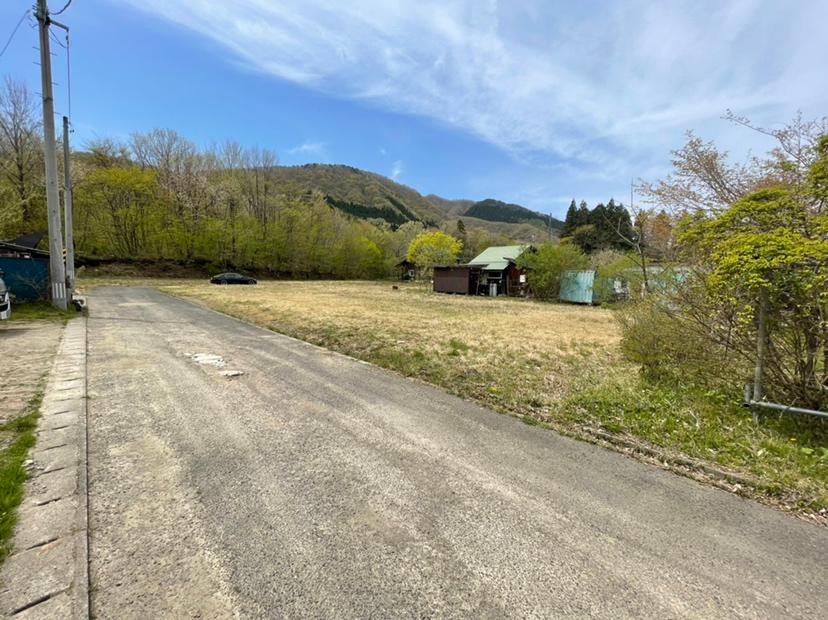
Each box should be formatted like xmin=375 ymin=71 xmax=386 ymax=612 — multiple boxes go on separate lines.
xmin=209 ymin=272 xmax=257 ymax=285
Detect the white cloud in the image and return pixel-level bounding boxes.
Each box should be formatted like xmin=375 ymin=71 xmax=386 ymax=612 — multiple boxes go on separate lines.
xmin=121 ymin=0 xmax=828 ymax=189
xmin=287 ymin=141 xmax=326 ymax=156
xmin=391 ymin=160 xmax=403 ymax=180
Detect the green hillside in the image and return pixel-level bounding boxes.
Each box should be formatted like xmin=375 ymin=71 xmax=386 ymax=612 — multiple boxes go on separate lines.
xmin=269 ymin=164 xmax=444 ymax=226
xmin=465 ymin=199 xmax=564 ymax=230
xmin=268 ymin=167 xmax=561 ymax=240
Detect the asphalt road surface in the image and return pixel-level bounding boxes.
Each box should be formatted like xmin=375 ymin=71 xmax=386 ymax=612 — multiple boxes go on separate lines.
xmin=86 ymin=286 xmax=827 ymax=619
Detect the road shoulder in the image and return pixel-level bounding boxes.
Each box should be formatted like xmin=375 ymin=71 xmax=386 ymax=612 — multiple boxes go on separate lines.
xmin=0 ymin=318 xmax=89 ymax=619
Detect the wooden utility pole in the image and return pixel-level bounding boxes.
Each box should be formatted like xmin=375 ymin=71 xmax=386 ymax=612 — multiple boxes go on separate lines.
xmin=62 ymin=115 xmax=75 ymax=296
xmin=35 ymin=0 xmax=67 ymax=310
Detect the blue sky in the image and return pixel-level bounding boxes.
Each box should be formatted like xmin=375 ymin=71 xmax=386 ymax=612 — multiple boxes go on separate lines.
xmin=1 ymin=1 xmax=826 ymax=218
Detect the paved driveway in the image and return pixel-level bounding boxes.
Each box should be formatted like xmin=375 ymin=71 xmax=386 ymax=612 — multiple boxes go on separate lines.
xmin=86 ymin=286 xmax=827 ymax=619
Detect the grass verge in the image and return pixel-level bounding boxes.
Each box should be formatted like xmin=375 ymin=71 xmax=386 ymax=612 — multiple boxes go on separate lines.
xmin=561 ymin=363 xmax=827 ymax=513
xmin=8 ymin=301 xmax=75 ymax=322
xmin=0 ymin=391 xmax=42 ymax=563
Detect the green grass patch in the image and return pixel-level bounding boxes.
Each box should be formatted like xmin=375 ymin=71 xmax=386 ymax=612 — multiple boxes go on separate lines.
xmin=9 ymin=301 xmax=75 ymax=322
xmin=561 ymin=366 xmax=828 ymax=511
xmin=0 ymin=391 xmax=43 ymax=563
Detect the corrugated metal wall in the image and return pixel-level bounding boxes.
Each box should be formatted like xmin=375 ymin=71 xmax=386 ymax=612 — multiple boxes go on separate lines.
xmin=559 ymin=270 xmax=596 ymax=304
xmin=0 ymin=257 xmax=50 ymax=300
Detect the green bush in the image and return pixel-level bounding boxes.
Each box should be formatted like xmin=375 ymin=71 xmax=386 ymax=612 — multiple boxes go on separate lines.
xmin=617 ymin=296 xmax=746 ymax=390
xmin=518 ymin=243 xmax=588 ymax=300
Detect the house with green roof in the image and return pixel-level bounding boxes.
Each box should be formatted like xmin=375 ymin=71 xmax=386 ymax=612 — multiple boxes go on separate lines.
xmin=433 ymin=245 xmax=533 ymax=297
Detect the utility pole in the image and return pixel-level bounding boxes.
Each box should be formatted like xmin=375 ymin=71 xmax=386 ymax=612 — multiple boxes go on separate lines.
xmin=35 ymin=0 xmax=67 ymax=310
xmin=62 ymin=115 xmax=75 ymax=296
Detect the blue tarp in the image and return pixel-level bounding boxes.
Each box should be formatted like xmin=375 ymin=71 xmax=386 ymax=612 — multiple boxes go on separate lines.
xmin=0 ymin=256 xmax=49 ymax=300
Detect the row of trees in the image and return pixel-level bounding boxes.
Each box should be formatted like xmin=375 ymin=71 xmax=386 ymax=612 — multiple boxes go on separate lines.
xmin=560 ymin=199 xmax=634 ymax=253
xmin=70 ymin=137 xmax=392 ymax=278
xmin=0 ymin=76 xmax=512 ymax=279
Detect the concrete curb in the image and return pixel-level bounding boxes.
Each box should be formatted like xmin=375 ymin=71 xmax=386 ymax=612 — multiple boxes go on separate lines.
xmin=0 ymin=318 xmax=89 ymax=619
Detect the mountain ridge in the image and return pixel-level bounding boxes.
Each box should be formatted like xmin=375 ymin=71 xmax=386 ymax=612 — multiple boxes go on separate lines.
xmin=269 ymin=163 xmax=563 ymax=240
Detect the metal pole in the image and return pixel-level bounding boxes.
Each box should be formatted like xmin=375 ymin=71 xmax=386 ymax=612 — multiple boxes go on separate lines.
xmin=746 ymin=399 xmax=828 ymax=420
xmin=36 ymin=0 xmax=67 ymax=310
xmin=752 ymin=287 xmax=769 ymax=422
xmin=62 ymin=115 xmax=74 ymax=297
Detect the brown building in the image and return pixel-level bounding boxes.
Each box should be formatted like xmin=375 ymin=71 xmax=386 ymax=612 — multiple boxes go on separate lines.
xmin=433 ymin=265 xmax=479 ymax=294
xmin=433 ymin=245 xmax=532 ymax=297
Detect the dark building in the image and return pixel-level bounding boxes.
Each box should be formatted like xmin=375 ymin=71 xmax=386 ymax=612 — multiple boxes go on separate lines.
xmin=433 ymin=265 xmax=478 ymax=294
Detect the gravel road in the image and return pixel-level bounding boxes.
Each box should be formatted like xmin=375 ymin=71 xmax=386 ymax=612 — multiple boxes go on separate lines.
xmin=86 ymin=286 xmax=827 ymax=619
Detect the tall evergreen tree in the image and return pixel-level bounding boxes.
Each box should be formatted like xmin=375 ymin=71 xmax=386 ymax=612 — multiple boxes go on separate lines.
xmin=561 ymin=199 xmax=578 ymax=237
xmin=576 ymin=200 xmax=590 ymax=227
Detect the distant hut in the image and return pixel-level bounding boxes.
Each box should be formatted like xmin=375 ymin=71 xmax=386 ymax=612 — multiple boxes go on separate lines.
xmin=396 ymin=259 xmax=417 ymax=281
xmin=433 ymin=265 xmax=478 ymax=294
xmin=466 ymin=245 xmax=532 ymax=297
xmin=433 ymin=245 xmax=532 ymax=297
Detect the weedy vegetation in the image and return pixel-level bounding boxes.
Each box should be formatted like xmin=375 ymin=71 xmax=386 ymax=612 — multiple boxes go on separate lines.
xmin=8 ymin=301 xmax=76 ymax=322
xmin=0 ymin=391 xmax=42 ymax=563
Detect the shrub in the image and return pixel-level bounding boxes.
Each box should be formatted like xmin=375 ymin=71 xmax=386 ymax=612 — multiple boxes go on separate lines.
xmin=518 ymin=243 xmax=588 ymax=300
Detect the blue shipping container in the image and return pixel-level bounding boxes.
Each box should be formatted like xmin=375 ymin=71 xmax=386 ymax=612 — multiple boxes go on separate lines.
xmin=0 ymin=256 xmax=50 ymax=300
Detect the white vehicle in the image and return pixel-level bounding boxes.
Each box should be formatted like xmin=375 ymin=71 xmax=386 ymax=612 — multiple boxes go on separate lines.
xmin=0 ymin=269 xmax=10 ymax=320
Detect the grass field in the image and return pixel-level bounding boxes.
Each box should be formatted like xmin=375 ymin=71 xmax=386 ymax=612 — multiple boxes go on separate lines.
xmin=82 ymin=278 xmax=828 ymax=517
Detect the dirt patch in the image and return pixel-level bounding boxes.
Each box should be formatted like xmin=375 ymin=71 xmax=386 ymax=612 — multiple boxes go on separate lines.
xmin=0 ymin=321 xmax=64 ymax=427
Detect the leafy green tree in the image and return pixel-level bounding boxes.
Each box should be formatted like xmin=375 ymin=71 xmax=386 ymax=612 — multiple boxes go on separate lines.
xmin=406 ymin=230 xmax=462 ymax=274
xmin=571 ymin=223 xmax=598 ymax=253
xmin=75 ymin=166 xmax=159 ymax=257
xmin=624 ymin=125 xmax=828 ymax=409
xmin=680 ymin=184 xmax=828 ymax=407
xmin=517 ymin=243 xmax=588 ymax=300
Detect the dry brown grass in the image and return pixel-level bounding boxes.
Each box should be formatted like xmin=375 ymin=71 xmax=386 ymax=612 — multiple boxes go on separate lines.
xmin=155 ymin=279 xmax=621 ymax=416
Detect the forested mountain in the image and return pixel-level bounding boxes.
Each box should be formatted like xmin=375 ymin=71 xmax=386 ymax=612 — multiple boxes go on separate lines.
xmin=426 ymin=195 xmax=564 ymax=239
xmin=268 ymin=164 xmax=445 ymax=226
xmin=424 ymin=195 xmax=474 ymax=217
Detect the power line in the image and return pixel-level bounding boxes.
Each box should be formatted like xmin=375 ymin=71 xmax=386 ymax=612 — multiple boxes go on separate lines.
xmin=0 ymin=9 xmax=29 ymax=59
xmin=52 ymin=0 xmax=73 ymax=16
xmin=49 ymin=28 xmax=67 ymax=49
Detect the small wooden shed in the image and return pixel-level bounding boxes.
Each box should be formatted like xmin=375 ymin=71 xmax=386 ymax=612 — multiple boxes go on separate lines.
xmin=396 ymin=259 xmax=417 ymax=281
xmin=433 ymin=265 xmax=478 ymax=294
xmin=466 ymin=245 xmax=531 ymax=297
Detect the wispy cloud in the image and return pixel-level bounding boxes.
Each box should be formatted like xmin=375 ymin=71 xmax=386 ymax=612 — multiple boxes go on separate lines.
xmin=122 ymin=0 xmax=827 ymax=191
xmin=287 ymin=141 xmax=326 ymax=156
xmin=391 ymin=160 xmax=403 ymax=180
